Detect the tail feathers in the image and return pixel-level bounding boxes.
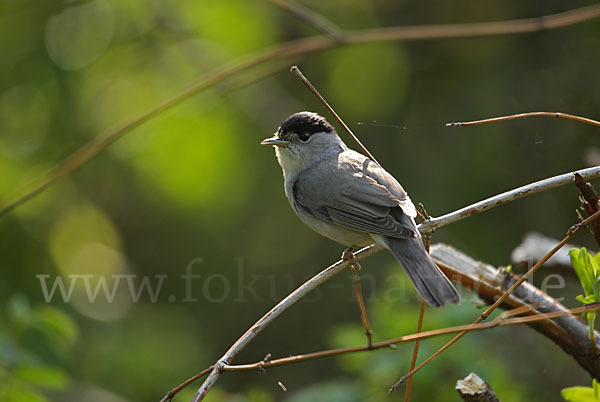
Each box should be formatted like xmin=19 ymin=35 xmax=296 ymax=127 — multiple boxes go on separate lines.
xmin=385 ymin=237 xmax=459 ymax=307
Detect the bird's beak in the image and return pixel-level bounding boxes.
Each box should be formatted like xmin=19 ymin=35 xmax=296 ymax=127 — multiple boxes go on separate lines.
xmin=261 ymin=136 xmax=290 ymax=147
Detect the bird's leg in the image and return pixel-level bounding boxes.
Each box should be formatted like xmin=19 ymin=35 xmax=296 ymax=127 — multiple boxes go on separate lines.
xmin=342 ymin=247 xmax=373 ymax=349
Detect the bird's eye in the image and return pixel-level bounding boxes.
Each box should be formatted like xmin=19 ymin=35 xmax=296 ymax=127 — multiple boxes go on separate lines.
xmin=298 ymin=132 xmax=311 ymax=142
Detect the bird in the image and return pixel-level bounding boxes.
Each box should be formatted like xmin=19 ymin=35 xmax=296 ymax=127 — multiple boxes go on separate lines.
xmin=261 ymin=111 xmax=459 ymax=307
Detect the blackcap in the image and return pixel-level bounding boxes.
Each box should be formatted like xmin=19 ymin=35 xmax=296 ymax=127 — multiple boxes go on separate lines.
xmin=261 ymin=111 xmax=459 ymax=307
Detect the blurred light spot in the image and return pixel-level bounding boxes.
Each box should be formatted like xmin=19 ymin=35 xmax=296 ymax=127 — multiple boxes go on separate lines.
xmin=130 ymin=104 xmax=253 ymax=212
xmin=0 ymin=85 xmax=49 ymax=157
xmin=48 ymin=205 xmax=130 ymax=321
xmin=69 ymin=243 xmax=132 ymax=321
xmin=49 ymin=204 xmax=121 ymax=274
xmin=45 ymin=0 xmax=115 ymax=70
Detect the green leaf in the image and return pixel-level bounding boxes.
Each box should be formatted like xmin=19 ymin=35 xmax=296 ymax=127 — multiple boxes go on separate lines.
xmin=570 ymin=248 xmax=595 ymax=296
xmin=577 ymin=295 xmax=599 ymax=305
xmin=562 ymin=386 xmax=600 ymax=402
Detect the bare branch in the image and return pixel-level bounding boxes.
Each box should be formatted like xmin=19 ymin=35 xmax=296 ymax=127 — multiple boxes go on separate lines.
xmin=446 ymin=111 xmax=600 ymax=128
xmin=2 ymin=4 xmax=600 ymax=217
xmin=419 ymin=166 xmax=600 ymax=235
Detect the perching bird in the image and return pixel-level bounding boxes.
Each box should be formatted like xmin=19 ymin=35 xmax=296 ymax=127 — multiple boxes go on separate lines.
xmin=261 ymin=111 xmax=459 ymax=307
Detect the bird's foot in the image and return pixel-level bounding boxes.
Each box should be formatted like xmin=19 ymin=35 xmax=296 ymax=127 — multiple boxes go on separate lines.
xmin=342 ymin=247 xmax=361 ymax=271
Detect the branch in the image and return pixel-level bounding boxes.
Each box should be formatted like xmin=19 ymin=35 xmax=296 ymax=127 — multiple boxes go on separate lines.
xmin=456 ymin=372 xmax=500 ymax=402
xmin=431 ymin=243 xmax=600 ymax=378
xmin=2 ymin=4 xmax=600 ymax=217
xmin=419 ymin=166 xmax=600 ymax=234
xmin=446 ymin=111 xmax=600 ymax=128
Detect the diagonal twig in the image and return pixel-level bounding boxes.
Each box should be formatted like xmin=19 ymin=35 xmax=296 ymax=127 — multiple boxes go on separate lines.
xmin=290 ymin=65 xmax=380 ymax=165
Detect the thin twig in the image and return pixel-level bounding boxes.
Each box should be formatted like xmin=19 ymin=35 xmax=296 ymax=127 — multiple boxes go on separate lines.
xmin=352 ymin=270 xmax=374 ymax=348
xmin=290 ymin=66 xmax=380 ymax=165
xmin=160 ymin=367 xmax=213 ymax=402
xmin=403 ymin=299 xmax=426 ymax=401
xmin=269 ymin=0 xmax=346 ymax=42
xmin=174 ymin=303 xmax=600 ymax=388
xmin=403 ymin=233 xmax=430 ymax=401
xmin=447 ymin=111 xmax=600 ymax=128
xmin=3 ymin=4 xmax=600 ymax=217
xmin=389 ymin=208 xmax=600 ymax=390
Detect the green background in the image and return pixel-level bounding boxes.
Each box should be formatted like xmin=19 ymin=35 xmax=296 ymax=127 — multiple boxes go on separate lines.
xmin=1 ymin=1 xmax=599 ymax=401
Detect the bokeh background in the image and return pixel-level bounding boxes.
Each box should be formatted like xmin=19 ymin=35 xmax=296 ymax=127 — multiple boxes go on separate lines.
xmin=1 ymin=1 xmax=600 ymax=401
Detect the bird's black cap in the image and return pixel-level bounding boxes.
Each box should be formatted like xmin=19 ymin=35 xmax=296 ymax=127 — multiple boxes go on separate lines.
xmin=277 ymin=112 xmax=335 ymax=138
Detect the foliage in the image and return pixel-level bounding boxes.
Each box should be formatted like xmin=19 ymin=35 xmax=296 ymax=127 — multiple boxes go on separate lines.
xmin=0 ymin=295 xmax=77 ymax=402
xmin=562 ymin=380 xmax=600 ymax=402
xmin=569 ymin=248 xmax=600 ymax=342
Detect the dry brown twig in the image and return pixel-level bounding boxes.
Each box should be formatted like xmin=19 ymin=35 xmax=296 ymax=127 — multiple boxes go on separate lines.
xmin=2 ymin=4 xmax=600 ymax=217
xmin=404 ymin=206 xmax=432 ymax=402
xmin=446 ymin=111 xmax=600 ymax=128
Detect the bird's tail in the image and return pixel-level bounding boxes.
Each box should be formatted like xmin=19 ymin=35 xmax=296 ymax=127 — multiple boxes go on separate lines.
xmin=384 ymin=237 xmax=460 ymax=307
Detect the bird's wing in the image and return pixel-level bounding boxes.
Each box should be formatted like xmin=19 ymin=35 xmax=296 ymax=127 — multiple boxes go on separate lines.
xmin=293 ymin=150 xmax=417 ymax=239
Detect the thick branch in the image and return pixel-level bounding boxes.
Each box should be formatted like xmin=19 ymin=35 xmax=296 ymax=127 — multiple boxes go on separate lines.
xmin=431 ymin=243 xmax=600 ymax=379
xmin=2 ymin=5 xmax=600 ymax=217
